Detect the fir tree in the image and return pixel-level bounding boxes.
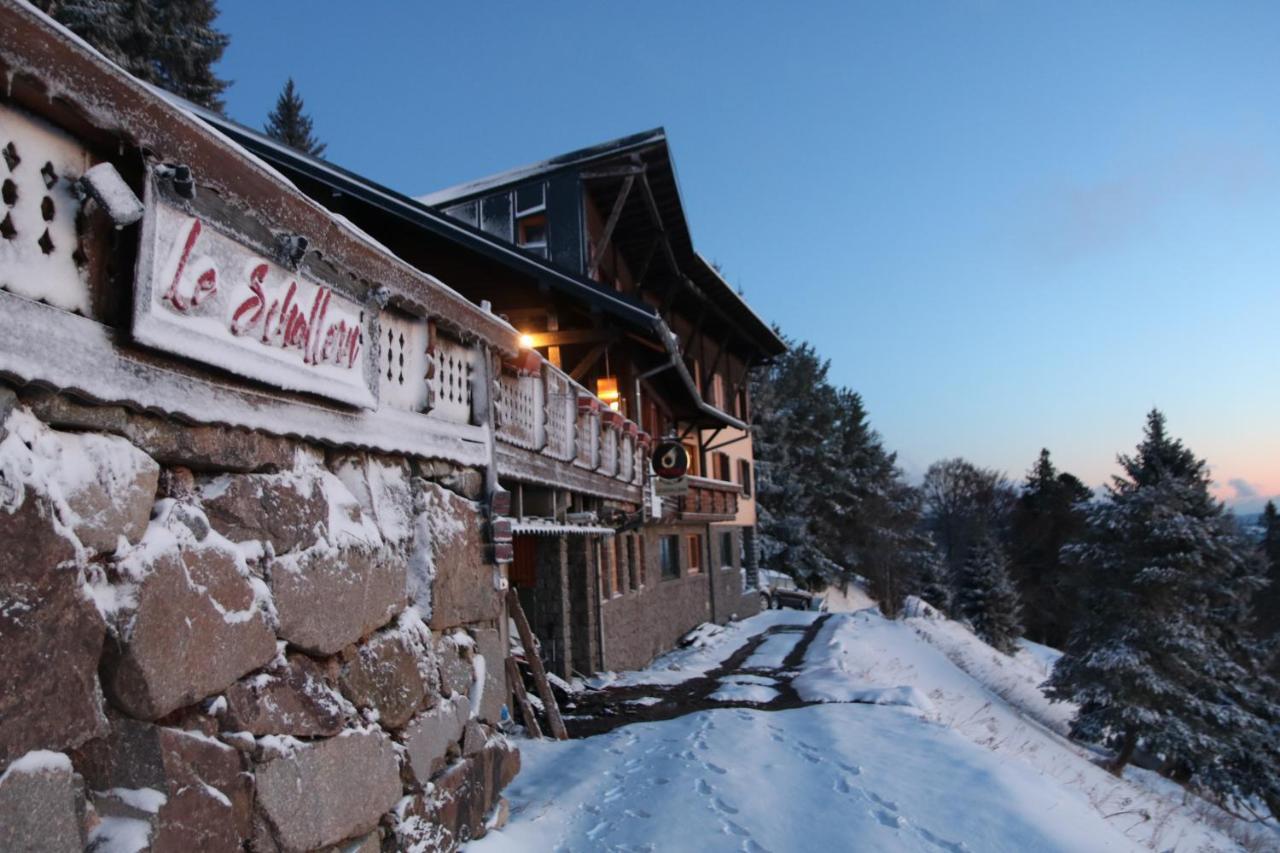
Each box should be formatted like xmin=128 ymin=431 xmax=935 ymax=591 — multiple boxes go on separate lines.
xmin=953 ymin=534 xmax=1023 ymax=654
xmin=1008 ymin=449 xmax=1092 ymax=647
xmin=33 ymin=0 xmax=231 ymax=112
xmin=264 ymin=78 xmax=327 ymax=158
xmin=1046 ymin=410 xmax=1275 ymax=793
xmin=1254 ymin=500 xmax=1280 ymax=642
xmin=909 ymin=537 xmax=952 ymax=614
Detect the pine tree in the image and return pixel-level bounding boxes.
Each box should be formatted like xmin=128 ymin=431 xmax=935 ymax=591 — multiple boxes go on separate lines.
xmin=909 ymin=537 xmax=952 ymax=614
xmin=1254 ymin=501 xmax=1280 ymax=642
xmin=33 ymin=0 xmax=231 ymax=112
xmin=264 ymin=78 xmax=327 ymax=158
xmin=1046 ymin=410 xmax=1274 ymax=791
xmin=953 ymin=535 xmax=1023 ymax=654
xmin=1008 ymin=449 xmax=1092 ymax=647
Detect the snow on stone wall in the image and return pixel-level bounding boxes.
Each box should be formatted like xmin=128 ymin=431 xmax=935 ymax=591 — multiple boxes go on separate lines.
xmin=0 ymin=387 xmax=516 ymax=852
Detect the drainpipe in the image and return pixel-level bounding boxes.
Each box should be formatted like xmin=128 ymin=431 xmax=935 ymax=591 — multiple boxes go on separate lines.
xmin=634 ymin=319 xmax=749 ymax=432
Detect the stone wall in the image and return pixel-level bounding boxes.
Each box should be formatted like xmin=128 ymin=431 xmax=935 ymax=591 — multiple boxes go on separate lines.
xmin=709 ymin=526 xmax=762 ymax=626
xmin=0 ymin=388 xmax=516 ymax=852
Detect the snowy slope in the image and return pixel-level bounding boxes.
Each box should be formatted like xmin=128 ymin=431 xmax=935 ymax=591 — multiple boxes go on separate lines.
xmin=471 ymin=607 xmax=1266 ymax=852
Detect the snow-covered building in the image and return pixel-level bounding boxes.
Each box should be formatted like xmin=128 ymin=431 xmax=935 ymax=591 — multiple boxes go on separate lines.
xmin=0 ymin=3 xmax=781 ymax=848
xmin=188 ymin=119 xmax=787 ymax=677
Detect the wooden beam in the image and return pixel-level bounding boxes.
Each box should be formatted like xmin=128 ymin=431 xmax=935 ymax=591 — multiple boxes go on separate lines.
xmin=506 ymin=588 xmax=569 ymax=740
xmin=505 ymin=656 xmax=543 ymax=739
xmin=569 ymin=342 xmax=608 ymax=382
xmin=632 ymin=234 xmax=661 ymax=292
xmin=702 ymin=330 xmax=733 ymax=396
xmin=580 ymin=164 xmax=646 ymax=179
xmin=587 ymin=174 xmax=634 ymax=280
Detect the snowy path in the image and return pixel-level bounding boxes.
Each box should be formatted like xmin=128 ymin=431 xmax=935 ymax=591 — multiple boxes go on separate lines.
xmin=470 ymin=608 xmax=1258 ymax=852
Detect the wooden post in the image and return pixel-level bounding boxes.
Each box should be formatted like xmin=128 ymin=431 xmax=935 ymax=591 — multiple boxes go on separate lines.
xmin=504 ymin=655 xmax=543 ymax=739
xmin=506 ymin=587 xmax=569 ymax=740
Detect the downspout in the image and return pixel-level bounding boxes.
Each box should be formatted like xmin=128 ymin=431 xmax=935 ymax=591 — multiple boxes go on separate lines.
xmin=637 ymin=319 xmax=749 ymax=432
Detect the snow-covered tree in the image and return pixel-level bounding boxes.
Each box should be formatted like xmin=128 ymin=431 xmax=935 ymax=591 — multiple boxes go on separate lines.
xmin=33 ymin=0 xmax=231 ymax=111
xmin=908 ymin=536 xmax=952 ymax=614
xmin=953 ymin=534 xmax=1023 ymax=654
xmin=1008 ymin=449 xmax=1092 ymax=647
xmin=1046 ymin=410 xmax=1275 ymax=793
xmin=1253 ymin=500 xmax=1280 ymax=644
xmin=750 ymin=335 xmax=920 ymax=602
xmin=264 ymin=78 xmax=327 ymax=157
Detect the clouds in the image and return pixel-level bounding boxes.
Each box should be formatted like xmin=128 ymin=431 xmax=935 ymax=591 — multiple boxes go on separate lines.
xmin=1025 ymin=138 xmax=1276 ymax=264
xmin=1227 ymin=477 xmax=1259 ymax=500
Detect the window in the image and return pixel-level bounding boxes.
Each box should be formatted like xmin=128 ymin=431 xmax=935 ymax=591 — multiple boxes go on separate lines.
xmin=614 ymin=536 xmax=626 ymax=595
xmin=517 ymin=213 xmax=547 ymax=256
xmin=627 ymin=535 xmax=640 ymax=591
xmin=736 ymin=387 xmax=749 ymax=420
xmin=714 ymin=452 xmax=731 ymax=482
xmin=660 ymin=535 xmax=680 ymax=580
xmin=687 ymin=534 xmax=703 ymax=574
xmin=599 ymin=540 xmax=612 ymax=600
xmin=739 ymin=459 xmax=753 ymax=498
xmin=720 ymin=531 xmax=734 ymax=569
xmin=711 ymin=372 xmax=725 ymax=409
xmin=637 ymin=535 xmax=647 ymax=587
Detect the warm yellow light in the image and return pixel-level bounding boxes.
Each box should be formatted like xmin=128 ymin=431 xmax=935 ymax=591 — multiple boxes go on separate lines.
xmin=596 ymin=375 xmax=620 ymax=403
xmin=608 ymin=401 xmax=621 ymax=412
xmin=519 ymin=333 xmax=535 ymax=349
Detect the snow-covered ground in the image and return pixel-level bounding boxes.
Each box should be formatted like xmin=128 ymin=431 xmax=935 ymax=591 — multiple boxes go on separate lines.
xmin=474 ymin=607 xmax=1273 ymax=852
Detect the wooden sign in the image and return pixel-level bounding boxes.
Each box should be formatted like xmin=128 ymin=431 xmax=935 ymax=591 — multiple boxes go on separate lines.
xmin=132 ymin=175 xmax=378 ymax=409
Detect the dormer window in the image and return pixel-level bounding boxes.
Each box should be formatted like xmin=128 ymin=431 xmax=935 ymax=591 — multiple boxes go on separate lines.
xmin=515 ymin=182 xmax=547 ymax=258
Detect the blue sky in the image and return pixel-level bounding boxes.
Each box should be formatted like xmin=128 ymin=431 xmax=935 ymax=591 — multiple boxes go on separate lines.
xmin=216 ymin=1 xmax=1280 ymax=511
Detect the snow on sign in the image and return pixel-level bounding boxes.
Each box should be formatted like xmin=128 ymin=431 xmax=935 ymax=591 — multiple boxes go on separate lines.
xmin=132 ymin=176 xmax=378 ymax=408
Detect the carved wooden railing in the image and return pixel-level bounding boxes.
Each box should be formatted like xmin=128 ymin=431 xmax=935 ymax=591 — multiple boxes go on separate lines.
xmin=493 ymin=355 xmax=647 ymax=488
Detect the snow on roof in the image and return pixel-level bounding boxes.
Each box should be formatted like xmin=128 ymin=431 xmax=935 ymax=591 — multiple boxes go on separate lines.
xmin=509 ymin=518 xmax=617 ymax=536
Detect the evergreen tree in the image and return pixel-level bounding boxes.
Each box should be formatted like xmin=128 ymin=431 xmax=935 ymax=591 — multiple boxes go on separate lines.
xmin=750 ymin=339 xmax=842 ymax=583
xmin=953 ymin=535 xmax=1023 ymax=654
xmin=264 ymin=78 xmax=327 ymax=157
xmin=33 ymin=0 xmax=231 ymax=112
xmin=1045 ymin=410 xmax=1276 ymax=796
xmin=751 ymin=335 xmax=920 ymax=602
xmin=1008 ymin=449 xmax=1092 ymax=647
xmin=909 ymin=537 xmax=952 ymax=615
xmin=1254 ymin=500 xmax=1280 ymax=642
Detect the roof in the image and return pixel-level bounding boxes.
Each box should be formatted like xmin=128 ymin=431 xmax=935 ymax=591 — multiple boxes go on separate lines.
xmin=418 ymin=128 xmax=669 ymax=207
xmin=422 ymin=128 xmax=786 ymax=357
xmin=178 ymin=103 xmax=663 ymax=334
xmin=175 ymin=105 xmax=748 ymax=429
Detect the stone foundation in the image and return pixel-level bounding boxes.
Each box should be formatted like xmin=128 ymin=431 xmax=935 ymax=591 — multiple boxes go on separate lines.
xmin=0 ymin=388 xmax=514 ymax=852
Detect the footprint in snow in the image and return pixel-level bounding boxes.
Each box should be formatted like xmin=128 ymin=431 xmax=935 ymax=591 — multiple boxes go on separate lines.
xmin=834 ymin=776 xmax=853 ymax=795
xmin=713 ymin=797 xmax=739 ymax=815
xmin=603 ymin=785 xmax=625 ymax=802
xmin=623 ymin=808 xmax=652 ymax=820
xmin=918 ymin=827 xmax=970 ymax=853
xmin=837 ymin=761 xmax=862 ymax=775
xmin=695 ymin=778 xmax=713 ymax=796
xmin=868 ymin=792 xmax=898 ymax=812
xmin=586 ymin=820 xmax=612 ymax=840
xmin=873 ymin=809 xmax=905 ymax=829
xmin=653 ymin=777 xmax=671 ymax=786
xmin=743 ymin=839 xmax=772 ymax=853
xmin=721 ymin=819 xmax=750 ymax=837
xmin=702 ymin=761 xmax=727 ymax=775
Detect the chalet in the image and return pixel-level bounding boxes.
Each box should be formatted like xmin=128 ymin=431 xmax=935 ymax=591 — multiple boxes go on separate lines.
xmin=190 ymin=118 xmax=788 ymax=677
xmin=0 ymin=3 xmax=781 ymax=848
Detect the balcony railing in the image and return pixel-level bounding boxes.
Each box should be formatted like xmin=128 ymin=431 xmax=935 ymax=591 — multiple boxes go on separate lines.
xmin=495 ymin=356 xmax=647 ymax=488
xmin=674 ymin=475 xmax=741 ymax=521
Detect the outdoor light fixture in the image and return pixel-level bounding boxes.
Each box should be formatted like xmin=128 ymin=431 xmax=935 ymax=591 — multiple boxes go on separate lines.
xmin=519 ymin=333 xmax=535 ymax=349
xmin=596 ymin=375 xmax=620 ymax=409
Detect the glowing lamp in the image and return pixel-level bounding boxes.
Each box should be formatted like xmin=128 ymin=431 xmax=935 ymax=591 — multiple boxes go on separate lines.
xmin=518 ymin=333 xmax=535 ymax=349
xmin=595 ymin=376 xmax=620 ymax=405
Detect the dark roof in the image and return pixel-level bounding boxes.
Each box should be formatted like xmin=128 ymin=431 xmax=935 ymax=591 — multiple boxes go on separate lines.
xmin=178 ymin=103 xmax=662 ymax=334
xmin=422 ymin=129 xmax=786 ymax=357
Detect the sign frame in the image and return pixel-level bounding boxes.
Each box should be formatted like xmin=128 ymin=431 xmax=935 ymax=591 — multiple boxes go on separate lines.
xmin=132 ymin=171 xmax=380 ymax=409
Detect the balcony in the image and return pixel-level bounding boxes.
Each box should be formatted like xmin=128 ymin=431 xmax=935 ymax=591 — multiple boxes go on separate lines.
xmin=493 ymin=356 xmax=647 ymax=501
xmin=673 ymin=475 xmax=741 ymax=522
